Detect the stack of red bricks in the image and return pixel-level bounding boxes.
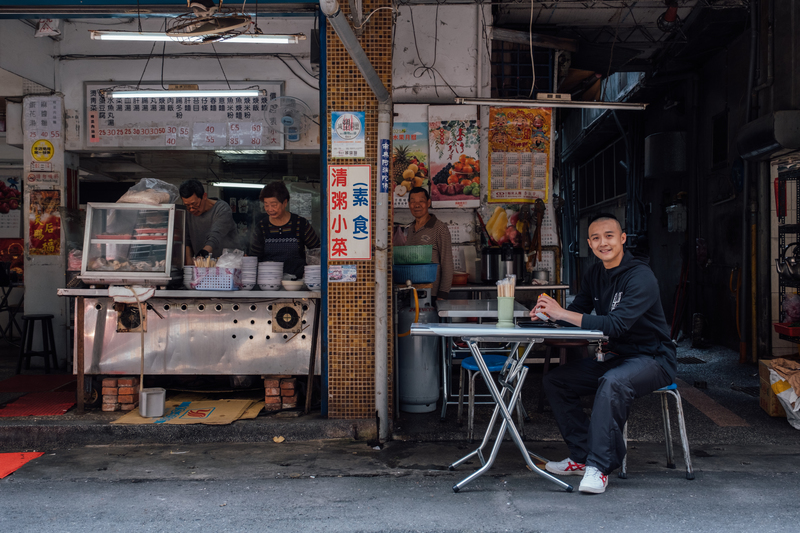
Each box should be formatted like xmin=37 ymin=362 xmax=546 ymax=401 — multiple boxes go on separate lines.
xmin=101 ymin=376 xmax=140 ymax=412
xmin=263 ymin=376 xmax=299 ymax=411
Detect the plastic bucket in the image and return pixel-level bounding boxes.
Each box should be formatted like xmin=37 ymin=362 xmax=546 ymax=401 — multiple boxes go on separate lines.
xmin=139 ymin=387 xmax=166 ymax=418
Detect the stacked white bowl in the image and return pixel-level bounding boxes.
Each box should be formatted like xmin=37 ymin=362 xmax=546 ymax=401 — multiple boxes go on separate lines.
xmin=304 ymin=265 xmax=321 ymax=290
xmin=258 ymin=261 xmax=284 ymax=290
xmin=241 ymin=256 xmax=258 ymax=290
xmin=183 ymin=265 xmax=194 ymax=289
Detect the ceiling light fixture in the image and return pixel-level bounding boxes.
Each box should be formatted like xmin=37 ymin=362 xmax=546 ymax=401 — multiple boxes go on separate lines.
xmin=107 ymin=89 xmax=265 ymax=99
xmin=454 ymin=97 xmax=648 ymax=111
xmin=211 ymin=182 xmax=266 ymax=189
xmin=89 ymin=30 xmax=306 ymax=44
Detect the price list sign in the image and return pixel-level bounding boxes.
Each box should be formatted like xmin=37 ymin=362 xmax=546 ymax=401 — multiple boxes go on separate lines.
xmin=85 ymin=82 xmax=284 ymax=150
xmin=328 ymin=165 xmax=371 ymax=261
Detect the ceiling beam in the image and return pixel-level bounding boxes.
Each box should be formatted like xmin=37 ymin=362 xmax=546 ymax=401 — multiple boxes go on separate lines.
xmin=492 ymin=28 xmax=579 ymax=53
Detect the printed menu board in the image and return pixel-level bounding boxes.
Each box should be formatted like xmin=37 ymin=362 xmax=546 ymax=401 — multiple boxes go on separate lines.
xmin=85 ymin=82 xmax=283 ymax=150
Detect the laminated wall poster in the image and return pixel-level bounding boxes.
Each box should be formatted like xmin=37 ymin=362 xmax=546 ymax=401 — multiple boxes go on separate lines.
xmin=487 ymin=107 xmax=551 ymax=203
xmin=28 ymin=189 xmax=61 ymax=256
xmin=392 ymin=104 xmax=429 ymax=208
xmin=428 ymin=105 xmax=481 ymax=208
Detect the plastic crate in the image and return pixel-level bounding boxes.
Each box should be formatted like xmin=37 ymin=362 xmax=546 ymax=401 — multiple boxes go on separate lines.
xmin=393 ymin=245 xmax=433 ymax=265
xmin=393 ymin=263 xmax=438 ymax=284
xmin=191 ymin=267 xmax=241 ymax=291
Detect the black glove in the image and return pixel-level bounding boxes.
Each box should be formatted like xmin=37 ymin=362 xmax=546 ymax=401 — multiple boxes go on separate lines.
xmin=195 ymin=249 xmax=210 ymax=258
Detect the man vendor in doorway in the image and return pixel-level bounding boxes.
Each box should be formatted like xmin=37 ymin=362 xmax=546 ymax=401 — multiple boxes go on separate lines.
xmin=249 ymin=181 xmax=320 ymax=279
xmin=406 ymin=187 xmax=453 ymax=300
xmin=180 ymin=179 xmax=240 ymax=264
xmin=530 ymin=213 xmax=676 ymax=494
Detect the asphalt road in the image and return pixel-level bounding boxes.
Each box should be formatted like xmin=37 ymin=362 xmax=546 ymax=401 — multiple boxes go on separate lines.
xmin=2 ymin=440 xmax=798 ymax=533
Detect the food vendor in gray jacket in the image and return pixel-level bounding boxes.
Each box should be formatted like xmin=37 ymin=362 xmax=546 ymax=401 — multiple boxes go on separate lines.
xmin=179 ymin=179 xmax=240 ymax=263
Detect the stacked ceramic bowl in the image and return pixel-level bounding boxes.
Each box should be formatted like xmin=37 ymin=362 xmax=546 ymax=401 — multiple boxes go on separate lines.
xmin=258 ymin=261 xmax=284 ymax=290
xmin=304 ymin=265 xmax=321 ymax=290
xmin=240 ymin=256 xmax=258 ymax=290
xmin=183 ymin=265 xmax=194 ymax=290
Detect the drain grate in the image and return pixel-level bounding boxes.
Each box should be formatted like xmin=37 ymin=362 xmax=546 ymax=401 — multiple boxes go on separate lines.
xmin=678 ymin=356 xmax=707 ymax=364
xmin=731 ymin=385 xmax=759 ymax=397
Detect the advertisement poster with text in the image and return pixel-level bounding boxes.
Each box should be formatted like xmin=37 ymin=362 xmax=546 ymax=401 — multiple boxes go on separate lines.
xmin=331 ymin=111 xmax=365 ymax=158
xmin=392 ymin=104 xmax=429 ymax=208
xmin=487 ymin=107 xmax=551 ymax=203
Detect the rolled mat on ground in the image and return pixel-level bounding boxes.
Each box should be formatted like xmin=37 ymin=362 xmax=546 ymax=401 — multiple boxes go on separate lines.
xmin=0 ymin=392 xmax=76 ymax=417
xmin=0 ymin=452 xmax=45 ymax=479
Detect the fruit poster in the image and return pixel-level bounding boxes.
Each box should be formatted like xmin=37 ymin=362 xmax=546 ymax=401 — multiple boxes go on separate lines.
xmin=0 ymin=175 xmax=23 ymax=238
xmin=391 ymin=104 xmax=429 ymax=208
xmin=487 ymin=107 xmax=551 ymax=203
xmin=428 ymin=105 xmax=481 ymax=208
xmin=28 ymin=189 xmax=61 ymax=256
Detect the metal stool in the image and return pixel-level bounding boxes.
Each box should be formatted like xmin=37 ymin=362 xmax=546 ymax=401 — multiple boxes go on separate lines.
xmin=538 ymin=339 xmax=589 ymax=412
xmin=620 ymin=383 xmax=694 ymax=480
xmin=457 ymin=354 xmax=527 ymax=443
xmin=16 ymin=314 xmax=59 ymax=374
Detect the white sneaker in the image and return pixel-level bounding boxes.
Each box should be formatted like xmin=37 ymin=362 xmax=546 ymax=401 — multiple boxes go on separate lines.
xmin=579 ymin=466 xmax=608 ymax=494
xmin=545 ymin=458 xmax=586 ymax=476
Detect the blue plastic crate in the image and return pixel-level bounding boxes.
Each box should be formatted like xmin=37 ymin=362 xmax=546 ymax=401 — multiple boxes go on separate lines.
xmin=392 ymin=263 xmax=438 ymax=284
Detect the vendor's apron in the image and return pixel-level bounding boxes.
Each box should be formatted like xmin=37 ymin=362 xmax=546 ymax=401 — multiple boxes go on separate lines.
xmin=262 ymin=216 xmax=305 ymax=279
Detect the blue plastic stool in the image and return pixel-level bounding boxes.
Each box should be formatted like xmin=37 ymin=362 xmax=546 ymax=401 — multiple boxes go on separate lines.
xmin=457 ymin=354 xmax=527 ymax=443
xmin=620 ymin=383 xmax=694 ymax=480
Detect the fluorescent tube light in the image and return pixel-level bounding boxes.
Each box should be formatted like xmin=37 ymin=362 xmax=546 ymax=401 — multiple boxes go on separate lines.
xmin=211 ymin=182 xmax=266 ymax=189
xmin=454 ymin=97 xmax=648 ymax=111
xmin=90 ymin=30 xmax=305 ymax=44
xmin=107 ymin=89 xmax=264 ymax=99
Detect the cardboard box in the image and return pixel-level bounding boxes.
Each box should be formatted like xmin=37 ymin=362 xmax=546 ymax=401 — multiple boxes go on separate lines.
xmin=759 ymin=359 xmax=787 ymax=417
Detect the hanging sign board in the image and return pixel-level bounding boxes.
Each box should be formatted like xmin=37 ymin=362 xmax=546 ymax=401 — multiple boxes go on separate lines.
xmin=328 ymin=165 xmax=371 ymax=260
xmin=487 ymin=107 xmax=551 ymax=203
xmin=331 ymin=111 xmax=365 ymax=158
xmin=84 ymin=82 xmax=283 ymax=150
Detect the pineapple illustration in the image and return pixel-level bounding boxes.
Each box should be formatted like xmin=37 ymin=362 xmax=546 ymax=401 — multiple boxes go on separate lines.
xmin=392 ymin=144 xmax=411 ymax=183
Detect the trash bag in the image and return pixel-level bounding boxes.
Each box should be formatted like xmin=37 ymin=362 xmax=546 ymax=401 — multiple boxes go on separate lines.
xmin=783 ymin=294 xmax=800 ymax=323
xmin=306 ymin=247 xmax=321 ymax=266
xmin=117 ymin=178 xmax=180 ymax=205
xmin=769 ymin=367 xmax=800 ymax=430
xmin=393 ymin=224 xmax=407 ymax=246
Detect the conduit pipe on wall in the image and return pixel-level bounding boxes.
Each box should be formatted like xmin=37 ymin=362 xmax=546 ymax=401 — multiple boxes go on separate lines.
xmin=320 ymin=0 xmax=392 ymax=442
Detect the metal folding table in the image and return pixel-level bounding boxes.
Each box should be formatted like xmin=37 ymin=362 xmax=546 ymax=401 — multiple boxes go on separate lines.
xmin=436 ymin=299 xmax=530 ymax=421
xmin=410 ymin=322 xmax=607 ymax=493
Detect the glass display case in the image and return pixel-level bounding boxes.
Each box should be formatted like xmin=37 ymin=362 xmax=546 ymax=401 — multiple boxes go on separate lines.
xmin=80 ymin=203 xmax=184 ymax=286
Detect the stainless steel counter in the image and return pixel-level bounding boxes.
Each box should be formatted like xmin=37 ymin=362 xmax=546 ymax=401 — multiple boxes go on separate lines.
xmin=58 ymin=288 xmax=321 ymax=299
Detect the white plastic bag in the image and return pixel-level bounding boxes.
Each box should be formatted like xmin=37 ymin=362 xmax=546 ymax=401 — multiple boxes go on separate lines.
xmin=216 ymin=248 xmax=244 ymax=269
xmin=117 ymin=178 xmax=179 ymax=205
xmin=769 ymin=368 xmax=800 ymax=430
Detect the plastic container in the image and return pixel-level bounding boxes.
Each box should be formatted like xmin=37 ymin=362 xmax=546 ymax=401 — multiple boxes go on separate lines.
xmin=393 ymin=245 xmax=433 ymax=265
xmin=139 ymin=387 xmax=166 ymax=418
xmin=392 ymin=263 xmax=438 ymax=284
xmin=192 ymin=267 xmax=241 ymax=291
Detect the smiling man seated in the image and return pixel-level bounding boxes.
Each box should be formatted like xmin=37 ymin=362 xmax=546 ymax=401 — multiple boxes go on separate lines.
xmin=530 ymin=213 xmax=676 ymax=494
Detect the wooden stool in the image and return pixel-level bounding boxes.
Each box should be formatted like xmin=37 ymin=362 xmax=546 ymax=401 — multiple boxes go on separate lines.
xmin=538 ymin=339 xmax=590 ymax=412
xmin=16 ymin=314 xmax=59 ymax=374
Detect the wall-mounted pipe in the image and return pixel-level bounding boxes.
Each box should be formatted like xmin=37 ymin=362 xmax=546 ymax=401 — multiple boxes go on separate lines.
xmin=320 ymin=0 xmax=392 ymax=443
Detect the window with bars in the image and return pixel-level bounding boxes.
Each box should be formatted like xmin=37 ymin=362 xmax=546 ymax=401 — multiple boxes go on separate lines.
xmin=578 ymin=137 xmax=627 ymax=210
xmin=491 ymin=41 xmax=553 ymax=98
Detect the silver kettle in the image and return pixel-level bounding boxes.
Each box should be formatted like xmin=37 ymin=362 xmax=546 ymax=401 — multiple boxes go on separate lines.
xmin=776 ymin=242 xmax=800 ymax=281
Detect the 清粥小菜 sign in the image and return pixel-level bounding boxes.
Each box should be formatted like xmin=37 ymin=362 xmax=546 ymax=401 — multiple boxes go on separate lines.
xmin=84 ymin=82 xmax=283 ymax=150
xmin=331 ymin=111 xmax=365 ymax=158
xmin=328 ymin=165 xmax=371 ymax=260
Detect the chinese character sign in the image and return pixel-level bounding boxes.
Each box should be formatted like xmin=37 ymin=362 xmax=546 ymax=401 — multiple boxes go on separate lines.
xmin=328 ymin=165 xmax=371 ymax=260
xmin=28 ymin=189 xmax=61 ymax=256
xmin=487 ymin=107 xmax=551 ymax=203
xmin=392 ymin=104 xmax=430 ymax=207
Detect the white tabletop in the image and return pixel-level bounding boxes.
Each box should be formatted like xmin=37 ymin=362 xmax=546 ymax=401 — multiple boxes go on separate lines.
xmin=411 ymin=322 xmax=607 ymax=342
xmin=450 ymin=284 xmax=568 ymax=291
xmin=437 ymin=299 xmax=530 ymax=318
